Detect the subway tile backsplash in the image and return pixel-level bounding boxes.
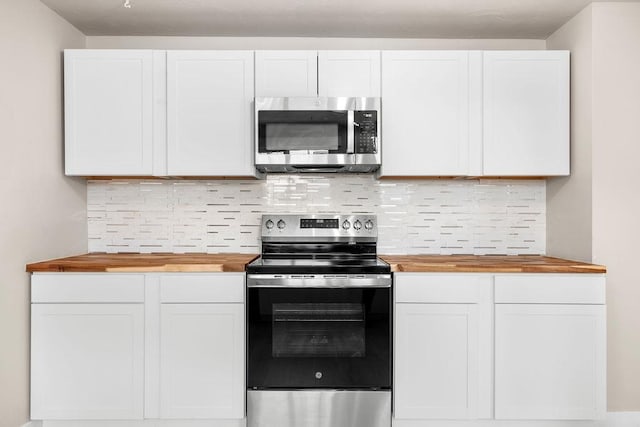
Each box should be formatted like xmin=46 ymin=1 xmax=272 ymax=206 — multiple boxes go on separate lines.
xmin=87 ymin=176 xmax=546 ymax=255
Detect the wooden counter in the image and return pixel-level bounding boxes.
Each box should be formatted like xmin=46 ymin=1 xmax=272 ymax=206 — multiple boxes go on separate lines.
xmin=27 ymin=253 xmax=605 ymax=274
xmin=380 ymin=255 xmax=606 ymax=274
xmin=26 ymin=253 xmax=258 ymax=273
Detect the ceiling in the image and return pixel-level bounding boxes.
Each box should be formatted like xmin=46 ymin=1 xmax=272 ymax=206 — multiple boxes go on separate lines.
xmin=40 ymin=0 xmax=638 ymax=39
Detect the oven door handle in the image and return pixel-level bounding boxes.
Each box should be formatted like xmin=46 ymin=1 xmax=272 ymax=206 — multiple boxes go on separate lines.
xmin=246 ymin=274 xmax=392 ymax=288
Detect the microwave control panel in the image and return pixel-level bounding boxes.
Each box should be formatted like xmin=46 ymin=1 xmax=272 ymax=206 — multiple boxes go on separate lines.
xmin=354 ymin=111 xmax=378 ymax=154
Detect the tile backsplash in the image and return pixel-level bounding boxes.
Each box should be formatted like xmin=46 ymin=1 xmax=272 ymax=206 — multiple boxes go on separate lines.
xmin=88 ymin=175 xmax=546 ymax=255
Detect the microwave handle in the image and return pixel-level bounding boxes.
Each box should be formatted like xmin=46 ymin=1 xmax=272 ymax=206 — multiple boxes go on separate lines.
xmin=347 ymin=111 xmax=355 ymax=154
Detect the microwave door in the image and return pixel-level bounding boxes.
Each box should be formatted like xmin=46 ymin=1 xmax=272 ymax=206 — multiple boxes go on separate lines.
xmin=267 ymin=124 xmax=336 ymax=154
xmin=258 ymin=111 xmax=348 ymax=155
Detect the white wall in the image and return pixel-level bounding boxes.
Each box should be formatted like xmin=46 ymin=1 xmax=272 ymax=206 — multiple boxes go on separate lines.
xmin=591 ymin=2 xmax=640 ymax=412
xmin=0 ymin=1 xmax=86 ymax=425
xmin=547 ymin=1 xmax=640 ymax=411
xmin=86 ymin=36 xmax=545 ymax=50
xmin=546 ymin=5 xmax=593 ymax=262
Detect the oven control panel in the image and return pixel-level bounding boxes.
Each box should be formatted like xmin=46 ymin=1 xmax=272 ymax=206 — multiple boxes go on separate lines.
xmin=300 ymin=218 xmax=339 ymax=229
xmin=261 ymin=214 xmax=378 ymax=241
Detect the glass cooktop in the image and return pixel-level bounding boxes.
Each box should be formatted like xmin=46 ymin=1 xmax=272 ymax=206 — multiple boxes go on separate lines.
xmin=246 ymin=256 xmax=391 ymax=275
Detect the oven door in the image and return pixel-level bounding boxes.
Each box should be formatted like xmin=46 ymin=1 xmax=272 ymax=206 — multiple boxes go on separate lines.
xmin=247 ymin=277 xmax=391 ymax=389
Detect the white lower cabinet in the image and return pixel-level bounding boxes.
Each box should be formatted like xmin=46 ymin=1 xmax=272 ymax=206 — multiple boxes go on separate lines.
xmin=394 ymin=274 xmax=493 ymax=420
xmin=395 ymin=303 xmax=479 ymax=419
xmin=159 ymin=303 xmax=244 ymax=419
xmin=30 ymin=272 xmax=245 ymax=424
xmin=31 ymin=271 xmax=606 ymax=425
xmin=149 ymin=273 xmax=246 ymax=420
xmin=495 ymin=304 xmax=606 ymax=420
xmin=393 ymin=272 xmax=606 ymax=425
xmin=494 ymin=275 xmax=606 ymax=421
xmin=31 ymin=303 xmax=144 ymax=420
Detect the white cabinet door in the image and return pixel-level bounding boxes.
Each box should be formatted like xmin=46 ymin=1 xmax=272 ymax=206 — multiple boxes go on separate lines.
xmin=395 ymin=303 xmax=479 ymax=419
xmin=255 ymin=51 xmax=318 ymax=97
xmin=483 ymin=51 xmax=570 ymax=176
xmin=380 ymin=51 xmax=471 ymax=176
xmin=167 ymin=51 xmax=254 ymax=176
xmin=495 ymin=304 xmax=606 ymax=420
xmin=318 ymin=51 xmax=380 ymax=97
xmin=159 ymin=303 xmax=244 ymax=419
xmin=64 ymin=50 xmax=153 ymax=176
xmin=31 ymin=304 xmax=144 ymax=420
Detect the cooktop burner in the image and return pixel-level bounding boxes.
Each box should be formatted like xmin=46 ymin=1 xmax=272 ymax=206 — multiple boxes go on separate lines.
xmin=249 ymin=214 xmax=390 ymax=275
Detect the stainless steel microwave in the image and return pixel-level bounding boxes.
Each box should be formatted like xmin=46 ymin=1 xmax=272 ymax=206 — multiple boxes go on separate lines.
xmin=255 ymin=97 xmax=381 ymax=173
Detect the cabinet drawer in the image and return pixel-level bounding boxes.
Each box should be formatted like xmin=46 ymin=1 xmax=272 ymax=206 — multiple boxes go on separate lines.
xmin=160 ymin=273 xmax=244 ymax=303
xmin=31 ymin=274 xmax=145 ymax=303
xmin=494 ymin=274 xmax=605 ymax=304
xmin=395 ymin=273 xmax=490 ymax=303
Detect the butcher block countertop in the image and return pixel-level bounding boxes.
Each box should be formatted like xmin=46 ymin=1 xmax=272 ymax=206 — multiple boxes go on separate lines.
xmin=379 ymin=255 xmax=606 ymax=274
xmin=26 ymin=253 xmax=258 ymax=273
xmin=27 ymin=253 xmax=605 ymax=274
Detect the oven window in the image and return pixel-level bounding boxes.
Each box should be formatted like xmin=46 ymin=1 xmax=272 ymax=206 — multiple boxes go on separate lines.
xmin=272 ymin=303 xmax=365 ymax=358
xmin=247 ymin=287 xmax=391 ymax=389
xmin=266 ymin=124 xmax=339 ymax=152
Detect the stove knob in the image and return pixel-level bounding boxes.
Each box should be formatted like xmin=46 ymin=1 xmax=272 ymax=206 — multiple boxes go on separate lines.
xmin=365 ymin=220 xmax=374 ymax=230
xmin=353 ymin=220 xmax=362 ymax=230
xmin=342 ymin=220 xmax=351 ymax=230
xmin=265 ymin=219 xmax=274 ymax=229
xmin=277 ymin=219 xmax=286 ymax=230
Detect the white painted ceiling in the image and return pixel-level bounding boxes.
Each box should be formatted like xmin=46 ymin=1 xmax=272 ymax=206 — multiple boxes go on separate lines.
xmin=40 ymin=0 xmax=638 ymax=39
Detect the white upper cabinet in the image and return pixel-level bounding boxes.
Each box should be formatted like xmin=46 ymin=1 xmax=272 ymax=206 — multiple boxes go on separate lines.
xmin=63 ymin=49 xmax=569 ymax=178
xmin=255 ymin=51 xmax=318 ymax=97
xmin=318 ymin=51 xmax=381 ymax=97
xmin=379 ymin=50 xmax=569 ymax=177
xmin=166 ymin=51 xmax=255 ymax=176
xmin=380 ymin=51 xmax=473 ymax=176
xmin=255 ymin=50 xmax=381 ymax=98
xmin=482 ymin=51 xmax=570 ymax=176
xmin=64 ymin=50 xmax=154 ymax=176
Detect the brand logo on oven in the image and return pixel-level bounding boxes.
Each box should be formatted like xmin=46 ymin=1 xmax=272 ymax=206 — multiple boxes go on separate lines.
xmin=310 ymin=335 xmax=329 ymax=345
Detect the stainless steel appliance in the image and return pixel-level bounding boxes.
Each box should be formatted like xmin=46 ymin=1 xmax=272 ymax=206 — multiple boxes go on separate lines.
xmin=255 ymin=97 xmax=381 ymax=173
xmin=246 ymin=214 xmax=392 ymax=427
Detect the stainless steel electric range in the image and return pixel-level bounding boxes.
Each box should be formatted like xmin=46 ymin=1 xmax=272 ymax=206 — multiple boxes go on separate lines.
xmin=246 ymin=214 xmax=392 ymax=427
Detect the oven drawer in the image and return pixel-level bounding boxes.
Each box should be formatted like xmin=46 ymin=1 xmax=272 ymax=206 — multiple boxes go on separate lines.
xmin=248 ymin=390 xmax=390 ymax=427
